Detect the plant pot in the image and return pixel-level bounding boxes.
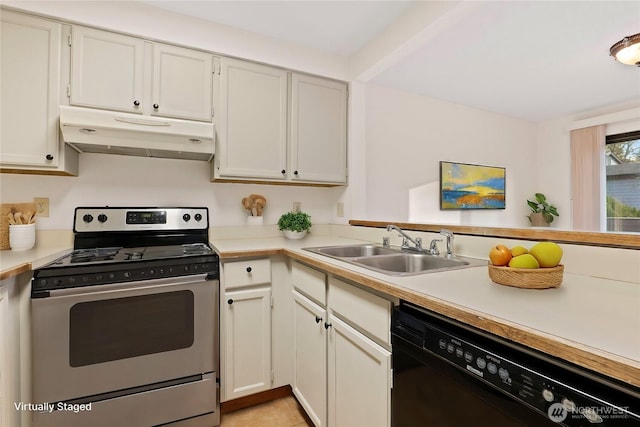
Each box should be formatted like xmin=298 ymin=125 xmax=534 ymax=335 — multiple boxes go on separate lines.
xmin=283 ymin=230 xmax=308 ymax=240
xmin=529 ymin=212 xmax=550 ymax=227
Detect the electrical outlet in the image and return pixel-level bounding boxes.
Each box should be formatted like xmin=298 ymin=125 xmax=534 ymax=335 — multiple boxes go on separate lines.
xmin=293 ymin=202 xmax=301 ymax=212
xmin=33 ymin=197 xmax=50 ymax=217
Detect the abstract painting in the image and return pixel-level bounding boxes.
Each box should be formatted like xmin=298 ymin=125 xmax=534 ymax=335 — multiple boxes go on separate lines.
xmin=440 ymin=161 xmax=506 ymax=210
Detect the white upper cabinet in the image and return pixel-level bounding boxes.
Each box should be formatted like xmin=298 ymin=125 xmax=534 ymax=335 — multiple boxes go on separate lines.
xmin=70 ymin=26 xmax=144 ymax=114
xmin=0 ymin=11 xmax=70 ymax=171
xmin=70 ymin=26 xmax=213 ymax=122
xmin=213 ymin=57 xmax=347 ymax=185
xmin=290 ymin=74 xmax=347 ymax=184
xmin=215 ymin=57 xmax=288 ymax=180
xmin=151 ymin=42 xmax=213 ymax=121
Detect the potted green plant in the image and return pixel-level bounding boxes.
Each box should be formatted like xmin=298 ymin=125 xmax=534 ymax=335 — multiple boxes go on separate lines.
xmin=277 ymin=211 xmax=312 ymax=239
xmin=527 ymin=193 xmax=559 ymax=226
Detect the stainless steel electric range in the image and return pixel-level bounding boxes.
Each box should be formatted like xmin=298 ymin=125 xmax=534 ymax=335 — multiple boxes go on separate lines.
xmin=31 ymin=207 xmax=220 ymax=427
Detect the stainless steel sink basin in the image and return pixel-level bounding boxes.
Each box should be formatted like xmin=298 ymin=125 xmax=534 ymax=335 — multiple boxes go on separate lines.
xmin=306 ymin=244 xmax=398 ymax=258
xmin=304 ymin=244 xmax=485 ymax=276
xmin=352 ymin=253 xmax=471 ymax=275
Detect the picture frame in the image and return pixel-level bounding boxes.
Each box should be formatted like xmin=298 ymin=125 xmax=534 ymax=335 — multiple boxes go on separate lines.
xmin=440 ymin=161 xmax=506 ymax=210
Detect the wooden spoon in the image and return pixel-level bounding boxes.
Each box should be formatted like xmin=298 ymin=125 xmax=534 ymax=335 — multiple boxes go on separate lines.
xmin=15 ymin=212 xmax=23 ymax=224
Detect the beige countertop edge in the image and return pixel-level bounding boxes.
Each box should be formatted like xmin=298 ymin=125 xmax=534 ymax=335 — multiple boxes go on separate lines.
xmin=0 ymin=247 xmax=71 ymax=281
xmin=219 ymin=246 xmax=640 ymax=389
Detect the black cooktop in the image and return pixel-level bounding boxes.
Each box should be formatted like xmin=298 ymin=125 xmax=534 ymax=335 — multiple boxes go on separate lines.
xmin=53 ymin=243 xmax=214 ymax=266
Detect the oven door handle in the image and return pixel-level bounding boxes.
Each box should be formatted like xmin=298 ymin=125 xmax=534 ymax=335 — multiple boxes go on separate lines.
xmin=36 ymin=274 xmax=214 ymax=298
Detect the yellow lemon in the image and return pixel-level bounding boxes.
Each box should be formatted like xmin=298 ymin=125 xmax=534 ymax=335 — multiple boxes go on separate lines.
xmin=529 ymin=242 xmax=563 ymax=267
xmin=508 ymin=254 xmax=539 ymax=269
xmin=511 ymin=246 xmax=528 ymax=257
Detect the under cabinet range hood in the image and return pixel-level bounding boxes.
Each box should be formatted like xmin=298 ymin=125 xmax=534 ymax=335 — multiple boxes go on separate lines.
xmin=59 ymin=106 xmax=215 ymax=161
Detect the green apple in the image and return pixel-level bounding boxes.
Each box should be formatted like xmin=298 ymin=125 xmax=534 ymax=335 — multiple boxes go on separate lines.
xmin=529 ymin=242 xmax=563 ymax=267
xmin=508 ymin=254 xmax=539 ymax=269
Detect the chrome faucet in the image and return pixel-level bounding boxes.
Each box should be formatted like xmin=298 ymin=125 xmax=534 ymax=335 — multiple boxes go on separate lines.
xmin=440 ymin=229 xmax=454 ymax=258
xmin=386 ymin=225 xmax=423 ymax=251
xmin=429 ymin=239 xmax=442 ymax=255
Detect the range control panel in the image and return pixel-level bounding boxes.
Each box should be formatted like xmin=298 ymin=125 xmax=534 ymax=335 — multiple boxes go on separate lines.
xmin=74 ymin=207 xmax=208 ymax=232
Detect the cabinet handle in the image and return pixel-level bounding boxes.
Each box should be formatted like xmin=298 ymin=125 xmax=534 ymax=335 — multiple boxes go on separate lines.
xmin=45 ymin=154 xmax=54 ymax=161
xmin=315 ymin=316 xmax=322 ymax=324
xmin=153 ymin=103 xmax=159 ymax=110
xmin=281 ymin=169 xmax=286 ymax=174
xmin=227 ymin=299 xmax=233 ymax=305
xmin=294 ymin=170 xmax=299 ymax=176
xmin=246 ymin=266 xmax=252 ymax=273
xmin=324 ymin=322 xmax=332 ymax=329
xmin=133 ymin=100 xmax=140 ymax=106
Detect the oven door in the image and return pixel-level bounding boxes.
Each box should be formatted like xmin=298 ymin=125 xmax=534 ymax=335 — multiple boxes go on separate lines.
xmin=32 ymin=274 xmax=216 ymax=404
xmin=392 ymin=334 xmax=558 ymax=427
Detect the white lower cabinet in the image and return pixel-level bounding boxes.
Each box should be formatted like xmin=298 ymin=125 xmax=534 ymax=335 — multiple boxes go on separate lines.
xmin=222 ymin=286 xmax=272 ymax=400
xmin=293 ymin=291 xmax=327 ymax=426
xmin=328 ymin=316 xmax=391 ymax=427
xmin=292 ymin=263 xmax=392 ymax=427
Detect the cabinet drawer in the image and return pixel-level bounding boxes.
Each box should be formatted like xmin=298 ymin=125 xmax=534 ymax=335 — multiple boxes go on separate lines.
xmin=292 ymin=262 xmax=326 ymax=306
xmin=223 ymin=258 xmax=271 ymax=289
xmin=329 ymin=277 xmax=391 ymax=346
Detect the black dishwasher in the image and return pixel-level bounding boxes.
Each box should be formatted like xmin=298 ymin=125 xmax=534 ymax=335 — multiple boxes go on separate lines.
xmin=392 ymin=301 xmax=640 ymax=426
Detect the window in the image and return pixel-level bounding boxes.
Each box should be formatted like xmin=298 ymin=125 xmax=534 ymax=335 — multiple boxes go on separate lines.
xmin=605 ymin=130 xmax=640 ymax=232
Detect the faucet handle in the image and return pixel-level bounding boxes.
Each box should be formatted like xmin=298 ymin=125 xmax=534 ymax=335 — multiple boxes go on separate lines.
xmin=429 ymin=239 xmax=442 ymax=255
xmin=382 ymin=237 xmax=390 ymax=247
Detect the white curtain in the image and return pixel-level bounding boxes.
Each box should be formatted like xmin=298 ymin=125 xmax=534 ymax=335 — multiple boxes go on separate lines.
xmin=570 ymin=125 xmax=605 ymax=231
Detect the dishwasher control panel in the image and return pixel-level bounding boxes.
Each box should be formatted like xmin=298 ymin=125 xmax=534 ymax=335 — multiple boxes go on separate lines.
xmin=393 ymin=302 xmax=640 ymax=426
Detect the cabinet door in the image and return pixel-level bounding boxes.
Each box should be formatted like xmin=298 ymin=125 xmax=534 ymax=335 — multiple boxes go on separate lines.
xmin=0 ymin=12 xmax=61 ymax=166
xmin=223 ymin=287 xmax=272 ymax=400
xmin=292 ymin=291 xmax=327 ymax=427
xmin=70 ymin=26 xmax=144 ymax=113
xmin=290 ymin=74 xmax=347 ymax=184
xmin=151 ymin=43 xmax=213 ymax=121
xmin=328 ymin=316 xmax=391 ymax=427
xmin=215 ymin=57 xmax=288 ymax=180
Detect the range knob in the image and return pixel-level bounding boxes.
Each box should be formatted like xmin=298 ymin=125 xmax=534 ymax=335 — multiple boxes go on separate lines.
xmin=183 ymin=213 xmax=191 ymax=222
xmin=194 ymin=213 xmax=203 ymax=222
xmin=82 ymin=214 xmax=94 ymax=223
xmin=542 ymin=389 xmax=554 ymax=402
xmin=98 ymin=214 xmax=108 ymax=223
xmin=476 ymin=357 xmax=487 ymax=369
xmin=487 ymin=363 xmax=498 ymax=375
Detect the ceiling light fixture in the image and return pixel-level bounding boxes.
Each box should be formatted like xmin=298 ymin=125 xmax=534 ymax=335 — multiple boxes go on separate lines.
xmin=610 ymin=33 xmax=640 ymax=66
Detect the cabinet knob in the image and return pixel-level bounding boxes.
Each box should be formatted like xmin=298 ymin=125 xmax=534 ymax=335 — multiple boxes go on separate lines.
xmin=227 ymin=299 xmax=233 ymax=305
xmin=45 ymin=154 xmax=54 ymax=161
xmin=315 ymin=316 xmax=322 ymax=324
xmin=133 ymin=100 xmax=140 ymax=106
xmin=324 ymin=322 xmax=332 ymax=329
xmin=153 ymin=103 xmax=159 ymax=110
xmin=246 ymin=266 xmax=252 ymax=273
xmin=294 ymin=170 xmax=299 ymax=176
xmin=281 ymin=169 xmax=286 ymax=174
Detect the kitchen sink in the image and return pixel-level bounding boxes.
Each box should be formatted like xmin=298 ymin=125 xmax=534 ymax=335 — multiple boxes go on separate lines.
xmin=304 ymin=244 xmax=485 ymax=276
xmin=306 ymin=244 xmax=398 ymax=258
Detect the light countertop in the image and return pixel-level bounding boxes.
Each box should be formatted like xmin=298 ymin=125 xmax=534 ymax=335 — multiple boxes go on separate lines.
xmin=212 ymin=234 xmax=640 ymax=388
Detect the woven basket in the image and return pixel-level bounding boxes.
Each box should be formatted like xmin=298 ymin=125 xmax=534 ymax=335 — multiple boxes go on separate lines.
xmin=488 ymin=264 xmax=564 ymax=289
xmin=1 ymin=203 xmax=37 ymax=250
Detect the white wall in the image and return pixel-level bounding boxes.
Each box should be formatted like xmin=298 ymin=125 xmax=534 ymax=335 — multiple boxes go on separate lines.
xmin=364 ymin=84 xmax=538 ymax=227
xmin=0 ymin=154 xmax=344 ymax=230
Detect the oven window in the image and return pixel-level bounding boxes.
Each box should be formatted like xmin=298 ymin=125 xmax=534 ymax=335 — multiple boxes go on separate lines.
xmin=69 ymin=290 xmax=194 ymax=367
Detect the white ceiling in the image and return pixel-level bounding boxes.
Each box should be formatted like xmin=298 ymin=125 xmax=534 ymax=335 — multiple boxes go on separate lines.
xmin=145 ymin=1 xmax=640 ymax=122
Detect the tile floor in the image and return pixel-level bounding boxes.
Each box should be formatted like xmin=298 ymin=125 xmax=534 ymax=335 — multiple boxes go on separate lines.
xmin=220 ymin=395 xmax=313 ymax=427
